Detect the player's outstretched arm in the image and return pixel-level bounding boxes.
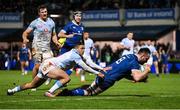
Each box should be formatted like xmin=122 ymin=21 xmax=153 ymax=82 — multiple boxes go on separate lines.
xmin=77 ymin=60 xmax=104 ymax=78
xmin=131 ymin=66 xmax=150 ymax=82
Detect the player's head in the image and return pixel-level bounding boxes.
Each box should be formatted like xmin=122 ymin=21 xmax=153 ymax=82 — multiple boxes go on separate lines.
xmin=137 ymin=48 xmax=151 ymax=64
xmin=38 ymin=5 xmax=48 ymax=21
xmin=75 ymin=42 xmax=85 ymax=55
xmin=127 ymin=32 xmax=133 ymax=40
xmin=22 ymin=43 xmax=26 ymax=48
xmin=83 ymin=32 xmax=89 ymax=40
xmin=147 ymin=40 xmax=152 ymax=46
xmin=73 ymin=11 xmax=82 ymax=24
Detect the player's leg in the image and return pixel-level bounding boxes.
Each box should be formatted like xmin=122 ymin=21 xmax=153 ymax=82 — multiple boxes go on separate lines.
xmin=43 ymin=51 xmax=54 ymax=85
xmin=79 ymin=68 xmax=86 ymax=82
xmin=45 ymin=68 xmax=70 ymax=97
xmin=20 ymin=61 xmax=25 ymax=75
xmin=154 ymin=61 xmax=159 ymax=76
xmin=24 ymin=61 xmax=29 ymax=75
xmin=7 ymin=74 xmax=46 ymax=95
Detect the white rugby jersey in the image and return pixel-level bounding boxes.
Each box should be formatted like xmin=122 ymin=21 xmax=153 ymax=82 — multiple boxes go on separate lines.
xmin=28 ymin=17 xmax=55 ymax=52
xmin=84 ymin=38 xmax=94 ymax=57
xmin=120 ymin=38 xmax=135 ymax=56
xmin=48 ymin=49 xmax=99 ymax=75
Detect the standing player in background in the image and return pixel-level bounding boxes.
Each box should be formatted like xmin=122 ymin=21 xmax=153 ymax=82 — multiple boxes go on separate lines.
xmin=17 ymin=43 xmax=31 ymax=75
xmin=146 ymin=40 xmax=159 ymax=76
xmin=58 ymin=11 xmax=84 ymax=55
xmin=119 ymin=32 xmax=135 ymax=56
xmin=77 ymin=32 xmax=104 ymax=82
xmin=22 ymin=5 xmax=60 ymax=89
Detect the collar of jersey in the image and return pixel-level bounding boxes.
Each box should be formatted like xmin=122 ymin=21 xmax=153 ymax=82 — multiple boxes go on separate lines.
xmin=72 ymin=20 xmax=81 ymax=26
xmin=38 ymin=17 xmax=48 ymax=22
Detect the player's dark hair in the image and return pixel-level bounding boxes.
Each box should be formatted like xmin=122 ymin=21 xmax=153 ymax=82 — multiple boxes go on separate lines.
xmin=73 ymin=11 xmax=82 ymax=19
xmin=37 ymin=4 xmax=47 ymax=13
xmin=74 ymin=40 xmax=84 ymax=48
xmin=138 ymin=48 xmax=151 ymax=55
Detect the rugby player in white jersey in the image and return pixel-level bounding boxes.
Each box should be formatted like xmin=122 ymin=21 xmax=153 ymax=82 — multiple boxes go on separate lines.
xmin=77 ymin=32 xmax=105 ymax=82
xmin=119 ymin=32 xmax=135 ymax=56
xmin=145 ymin=40 xmax=159 ymax=76
xmin=7 ymin=43 xmax=105 ymax=97
xmin=22 ymin=5 xmax=60 ymax=90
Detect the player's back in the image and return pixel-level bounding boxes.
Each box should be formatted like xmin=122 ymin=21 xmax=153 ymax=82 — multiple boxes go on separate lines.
xmin=50 ymin=49 xmax=82 ymax=70
xmin=105 ymin=54 xmax=140 ymax=81
xmin=19 ymin=47 xmax=29 ymax=60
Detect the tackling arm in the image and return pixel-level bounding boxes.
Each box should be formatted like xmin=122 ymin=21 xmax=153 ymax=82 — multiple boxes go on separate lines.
xmin=76 ymin=60 xmax=104 ymax=78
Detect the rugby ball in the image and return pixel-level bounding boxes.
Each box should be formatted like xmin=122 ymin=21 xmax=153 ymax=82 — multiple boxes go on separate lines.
xmin=58 ymin=38 xmax=66 ymax=45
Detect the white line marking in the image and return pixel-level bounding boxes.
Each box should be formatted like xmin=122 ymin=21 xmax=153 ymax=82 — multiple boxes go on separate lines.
xmin=1 ymin=94 xmax=180 ymax=104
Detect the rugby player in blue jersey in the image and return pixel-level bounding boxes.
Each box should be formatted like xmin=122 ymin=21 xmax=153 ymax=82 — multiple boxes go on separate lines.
xmin=17 ymin=43 xmax=31 ymax=75
xmin=57 ymin=48 xmax=151 ymax=96
xmin=58 ymin=11 xmax=84 ymax=55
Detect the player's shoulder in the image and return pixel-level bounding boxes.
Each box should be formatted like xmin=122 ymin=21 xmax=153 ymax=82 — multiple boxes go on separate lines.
xmin=29 ymin=18 xmax=39 ymax=25
xmin=70 ymin=49 xmax=82 ymax=59
xmin=126 ymin=54 xmax=138 ymax=61
xmin=47 ymin=17 xmax=55 ymax=23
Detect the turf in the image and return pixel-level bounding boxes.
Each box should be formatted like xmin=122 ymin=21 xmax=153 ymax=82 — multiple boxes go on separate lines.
xmin=0 ymin=70 xmax=180 ymax=109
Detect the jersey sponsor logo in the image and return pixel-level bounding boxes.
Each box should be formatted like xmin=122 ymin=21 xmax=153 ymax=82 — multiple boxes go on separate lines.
xmin=44 ymin=28 xmax=48 ymax=32
xmin=37 ymin=25 xmax=43 ymax=28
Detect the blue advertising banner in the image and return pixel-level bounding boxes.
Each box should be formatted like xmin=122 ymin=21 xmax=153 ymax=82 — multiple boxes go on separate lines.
xmin=126 ymin=8 xmax=174 ymax=20
xmin=82 ymin=10 xmax=119 ymax=21
xmin=0 ymin=13 xmax=22 ymax=22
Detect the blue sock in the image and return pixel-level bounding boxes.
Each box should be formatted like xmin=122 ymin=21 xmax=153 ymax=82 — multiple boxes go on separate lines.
xmin=71 ymin=88 xmax=85 ymax=96
xmin=66 ymin=69 xmax=72 ymax=76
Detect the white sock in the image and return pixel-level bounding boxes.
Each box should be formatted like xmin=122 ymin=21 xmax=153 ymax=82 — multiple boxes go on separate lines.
xmin=80 ymin=70 xmax=85 ymax=81
xmin=12 ymin=86 xmax=21 ymax=93
xmin=48 ymin=81 xmax=62 ymax=93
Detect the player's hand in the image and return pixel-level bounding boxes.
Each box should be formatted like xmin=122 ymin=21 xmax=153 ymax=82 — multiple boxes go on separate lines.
xmin=17 ymin=58 xmax=20 ymax=61
xmin=97 ymin=72 xmax=105 ymax=78
xmin=144 ymin=64 xmax=151 ymax=73
xmin=23 ymin=39 xmax=29 ymax=44
xmin=56 ymin=42 xmax=62 ymax=49
xmin=102 ymin=66 xmax=112 ymax=73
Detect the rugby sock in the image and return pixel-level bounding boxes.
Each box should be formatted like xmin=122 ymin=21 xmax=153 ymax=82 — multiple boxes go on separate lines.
xmin=80 ymin=70 xmax=85 ymax=82
xmin=66 ymin=69 xmax=73 ymax=76
xmin=48 ymin=81 xmax=62 ymax=93
xmin=11 ymin=86 xmax=21 ymax=92
xmin=71 ymin=88 xmax=85 ymax=96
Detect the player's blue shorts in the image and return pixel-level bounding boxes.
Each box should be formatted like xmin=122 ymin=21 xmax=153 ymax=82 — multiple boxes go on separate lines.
xmin=95 ymin=72 xmax=124 ymax=91
xmin=20 ymin=58 xmax=28 ymax=62
xmin=153 ymin=55 xmax=158 ymax=62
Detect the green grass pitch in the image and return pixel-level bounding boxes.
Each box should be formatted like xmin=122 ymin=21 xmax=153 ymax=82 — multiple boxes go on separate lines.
xmin=1 ymin=70 xmax=180 ymax=109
